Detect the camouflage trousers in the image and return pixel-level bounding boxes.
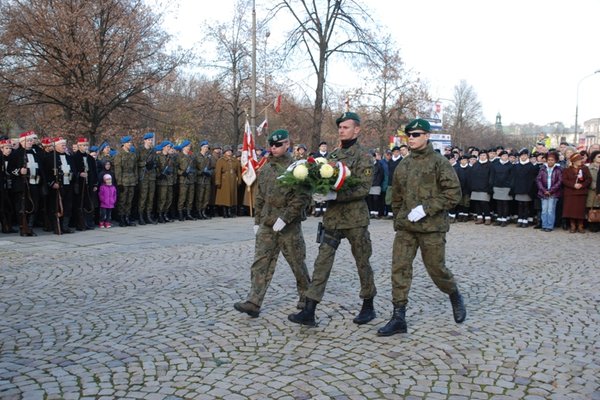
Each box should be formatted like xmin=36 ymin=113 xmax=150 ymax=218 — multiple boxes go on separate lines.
xmin=305 ymin=226 xmax=376 ymax=303
xmin=246 ymin=222 xmax=310 ymax=308
xmin=138 ymin=178 xmax=156 ymax=213
xmin=177 ymin=183 xmax=195 ymax=211
xmin=156 ymin=185 xmax=173 ymax=213
xmin=117 ymin=185 xmax=135 ymax=217
xmin=195 ymin=182 xmax=211 ymax=211
xmin=391 ymin=230 xmax=457 ymax=306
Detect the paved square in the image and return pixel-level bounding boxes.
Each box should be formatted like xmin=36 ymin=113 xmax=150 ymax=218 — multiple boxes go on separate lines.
xmin=1 ymin=218 xmax=599 ymax=399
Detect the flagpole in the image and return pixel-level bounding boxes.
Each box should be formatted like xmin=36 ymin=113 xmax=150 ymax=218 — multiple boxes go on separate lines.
xmin=251 ymin=0 xmax=257 ymax=137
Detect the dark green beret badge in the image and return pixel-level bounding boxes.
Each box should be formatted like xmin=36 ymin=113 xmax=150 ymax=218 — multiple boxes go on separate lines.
xmin=405 ymin=118 xmax=431 ymax=133
xmin=268 ymin=129 xmax=289 ymax=145
xmin=336 ymin=111 xmax=361 ymax=126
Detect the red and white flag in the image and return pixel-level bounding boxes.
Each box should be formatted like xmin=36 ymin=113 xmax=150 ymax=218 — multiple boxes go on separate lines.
xmin=274 ymin=95 xmax=282 ymax=113
xmin=241 ymin=119 xmax=258 ymax=186
xmin=257 ymin=118 xmax=268 ymax=136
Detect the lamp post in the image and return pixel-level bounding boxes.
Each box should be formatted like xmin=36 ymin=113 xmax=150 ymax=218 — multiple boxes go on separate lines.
xmin=574 ymin=70 xmax=600 ymax=143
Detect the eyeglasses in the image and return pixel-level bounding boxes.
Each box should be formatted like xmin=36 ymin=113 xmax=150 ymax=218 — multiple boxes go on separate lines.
xmin=269 ymin=141 xmax=285 ymax=148
xmin=406 ymin=132 xmax=424 ymax=138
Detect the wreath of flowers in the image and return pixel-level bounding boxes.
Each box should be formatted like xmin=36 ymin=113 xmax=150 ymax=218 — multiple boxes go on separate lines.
xmin=277 ymin=156 xmax=359 ymax=194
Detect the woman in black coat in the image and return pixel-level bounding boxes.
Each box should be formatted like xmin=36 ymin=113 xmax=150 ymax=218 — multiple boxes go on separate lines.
xmin=511 ymin=149 xmax=539 ymax=227
xmin=490 ymin=151 xmax=513 ymax=226
xmin=468 ymin=151 xmax=493 ymax=224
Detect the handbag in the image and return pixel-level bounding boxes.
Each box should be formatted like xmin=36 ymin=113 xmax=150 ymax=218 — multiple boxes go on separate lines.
xmin=588 ymin=208 xmax=600 ymax=223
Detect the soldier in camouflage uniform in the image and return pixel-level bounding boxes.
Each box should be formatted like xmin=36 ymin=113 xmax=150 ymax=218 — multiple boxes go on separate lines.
xmin=176 ymin=140 xmax=197 ymax=221
xmin=113 ymin=136 xmax=138 ymax=227
xmin=234 ymin=129 xmax=311 ymax=318
xmin=156 ymin=141 xmax=176 ymax=223
xmin=288 ymin=112 xmax=377 ymax=327
xmin=194 ymin=140 xmax=213 ymax=219
xmin=377 ymin=118 xmax=466 ymax=337
xmin=137 ymin=132 xmax=158 ymax=225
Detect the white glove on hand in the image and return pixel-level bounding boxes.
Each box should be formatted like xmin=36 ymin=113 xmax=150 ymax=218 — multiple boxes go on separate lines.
xmin=407 ymin=205 xmax=426 ymax=222
xmin=253 ymin=225 xmax=259 ymax=235
xmin=272 ymin=217 xmax=286 ymax=232
xmin=313 ymin=191 xmax=337 ymax=203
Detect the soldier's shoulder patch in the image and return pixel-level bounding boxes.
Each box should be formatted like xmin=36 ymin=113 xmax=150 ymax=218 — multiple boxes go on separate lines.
xmin=365 ymin=167 xmax=372 ymax=176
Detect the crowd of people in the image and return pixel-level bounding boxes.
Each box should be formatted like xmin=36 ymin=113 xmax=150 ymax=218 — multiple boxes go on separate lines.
xmin=1 ymin=128 xmax=599 ymax=238
xmin=365 ymin=140 xmax=600 ymax=234
xmin=0 ymin=131 xmax=267 ymax=236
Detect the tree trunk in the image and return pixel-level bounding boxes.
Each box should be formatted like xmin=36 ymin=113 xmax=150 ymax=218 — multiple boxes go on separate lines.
xmin=310 ymin=51 xmax=327 ymax=152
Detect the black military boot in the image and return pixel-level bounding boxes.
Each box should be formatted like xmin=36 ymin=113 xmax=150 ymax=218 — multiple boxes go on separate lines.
xmin=164 ymin=212 xmax=172 ymax=223
xmin=61 ymin=217 xmax=74 ymax=234
xmin=229 ymin=206 xmax=237 ymax=218
xmin=178 ymin=210 xmax=185 ymax=221
xmin=158 ymin=213 xmax=166 ymax=223
xmin=288 ymin=298 xmax=318 ymax=327
xmin=449 ymin=290 xmax=466 ymax=323
xmin=126 ymin=215 xmax=136 ymax=226
xmin=353 ymin=297 xmax=376 ymax=325
xmin=146 ymin=211 xmax=157 ymax=225
xmin=377 ymin=305 xmax=407 ymax=336
xmin=186 ymin=209 xmax=195 ymax=220
xmin=222 ymin=206 xmax=230 ymax=218
xmin=204 ymin=208 xmax=212 ymax=219
xmin=233 ymin=301 xmax=260 ymax=318
xmin=197 ymin=209 xmax=206 ymax=220
xmin=138 ymin=212 xmax=147 ymax=225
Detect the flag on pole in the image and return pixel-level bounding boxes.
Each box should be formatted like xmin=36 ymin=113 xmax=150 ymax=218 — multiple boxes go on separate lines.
xmin=257 ymin=118 xmax=268 ymax=136
xmin=241 ymin=119 xmax=258 ymax=186
xmin=274 ymin=94 xmax=282 ymax=113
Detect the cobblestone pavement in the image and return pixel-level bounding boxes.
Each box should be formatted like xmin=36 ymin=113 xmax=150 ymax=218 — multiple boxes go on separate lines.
xmin=1 ymin=217 xmax=599 ymax=400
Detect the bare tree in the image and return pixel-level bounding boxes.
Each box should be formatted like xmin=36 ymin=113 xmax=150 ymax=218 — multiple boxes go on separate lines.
xmin=355 ymin=35 xmax=429 ymax=151
xmin=0 ymin=0 xmax=187 ymax=144
xmin=272 ymin=0 xmax=379 ymax=150
xmin=444 ymin=80 xmax=485 ymax=149
xmin=203 ymin=0 xmax=257 ymax=147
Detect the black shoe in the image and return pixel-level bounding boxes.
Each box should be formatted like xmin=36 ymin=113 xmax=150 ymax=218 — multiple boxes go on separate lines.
xmin=158 ymin=213 xmax=166 ymax=223
xmin=233 ymin=301 xmax=260 ymax=318
xmin=449 ymin=291 xmax=466 ymax=323
xmin=288 ymin=298 xmax=318 ymax=326
xmin=353 ymin=297 xmax=376 ymax=325
xmin=126 ymin=216 xmax=136 ymax=227
xmin=146 ymin=213 xmax=158 ymax=225
xmin=377 ymin=305 xmax=407 ymax=336
xmin=178 ymin=210 xmax=185 ymax=221
xmin=138 ymin=213 xmax=146 ymax=225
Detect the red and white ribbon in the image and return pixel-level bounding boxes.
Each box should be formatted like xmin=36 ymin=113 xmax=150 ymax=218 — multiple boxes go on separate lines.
xmin=332 ymin=161 xmax=348 ymax=191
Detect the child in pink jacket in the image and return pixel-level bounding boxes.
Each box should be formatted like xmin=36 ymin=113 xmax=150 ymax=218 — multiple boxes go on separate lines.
xmin=98 ymin=174 xmax=117 ymax=228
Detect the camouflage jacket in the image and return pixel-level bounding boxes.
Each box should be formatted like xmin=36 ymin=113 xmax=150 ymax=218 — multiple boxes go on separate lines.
xmin=177 ymin=152 xmax=197 ymax=185
xmin=113 ymin=150 xmax=138 ymax=187
xmin=392 ymin=142 xmax=461 ymax=233
xmin=255 ymin=152 xmax=310 ymax=227
xmin=137 ymin=146 xmax=158 ymax=181
xmin=156 ymin=153 xmax=176 ymax=186
xmin=322 ymin=140 xmax=372 ymax=230
xmin=195 ymin=153 xmax=212 ymax=184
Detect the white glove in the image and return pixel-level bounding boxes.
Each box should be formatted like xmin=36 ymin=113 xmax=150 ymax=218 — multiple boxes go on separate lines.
xmin=407 ymin=205 xmax=426 ymax=222
xmin=272 ymin=217 xmax=286 ymax=232
xmin=253 ymin=225 xmax=259 ymax=235
xmin=313 ymin=191 xmax=337 ymax=202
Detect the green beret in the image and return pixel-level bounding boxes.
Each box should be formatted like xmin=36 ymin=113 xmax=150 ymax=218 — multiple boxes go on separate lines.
xmin=335 ymin=111 xmax=361 ymax=126
xmin=405 ymin=118 xmax=431 ymax=133
xmin=268 ymin=129 xmax=289 ymax=144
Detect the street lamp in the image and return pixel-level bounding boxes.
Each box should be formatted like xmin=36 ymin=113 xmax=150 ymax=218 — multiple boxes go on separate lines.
xmin=574 ymin=69 xmax=600 ymax=143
